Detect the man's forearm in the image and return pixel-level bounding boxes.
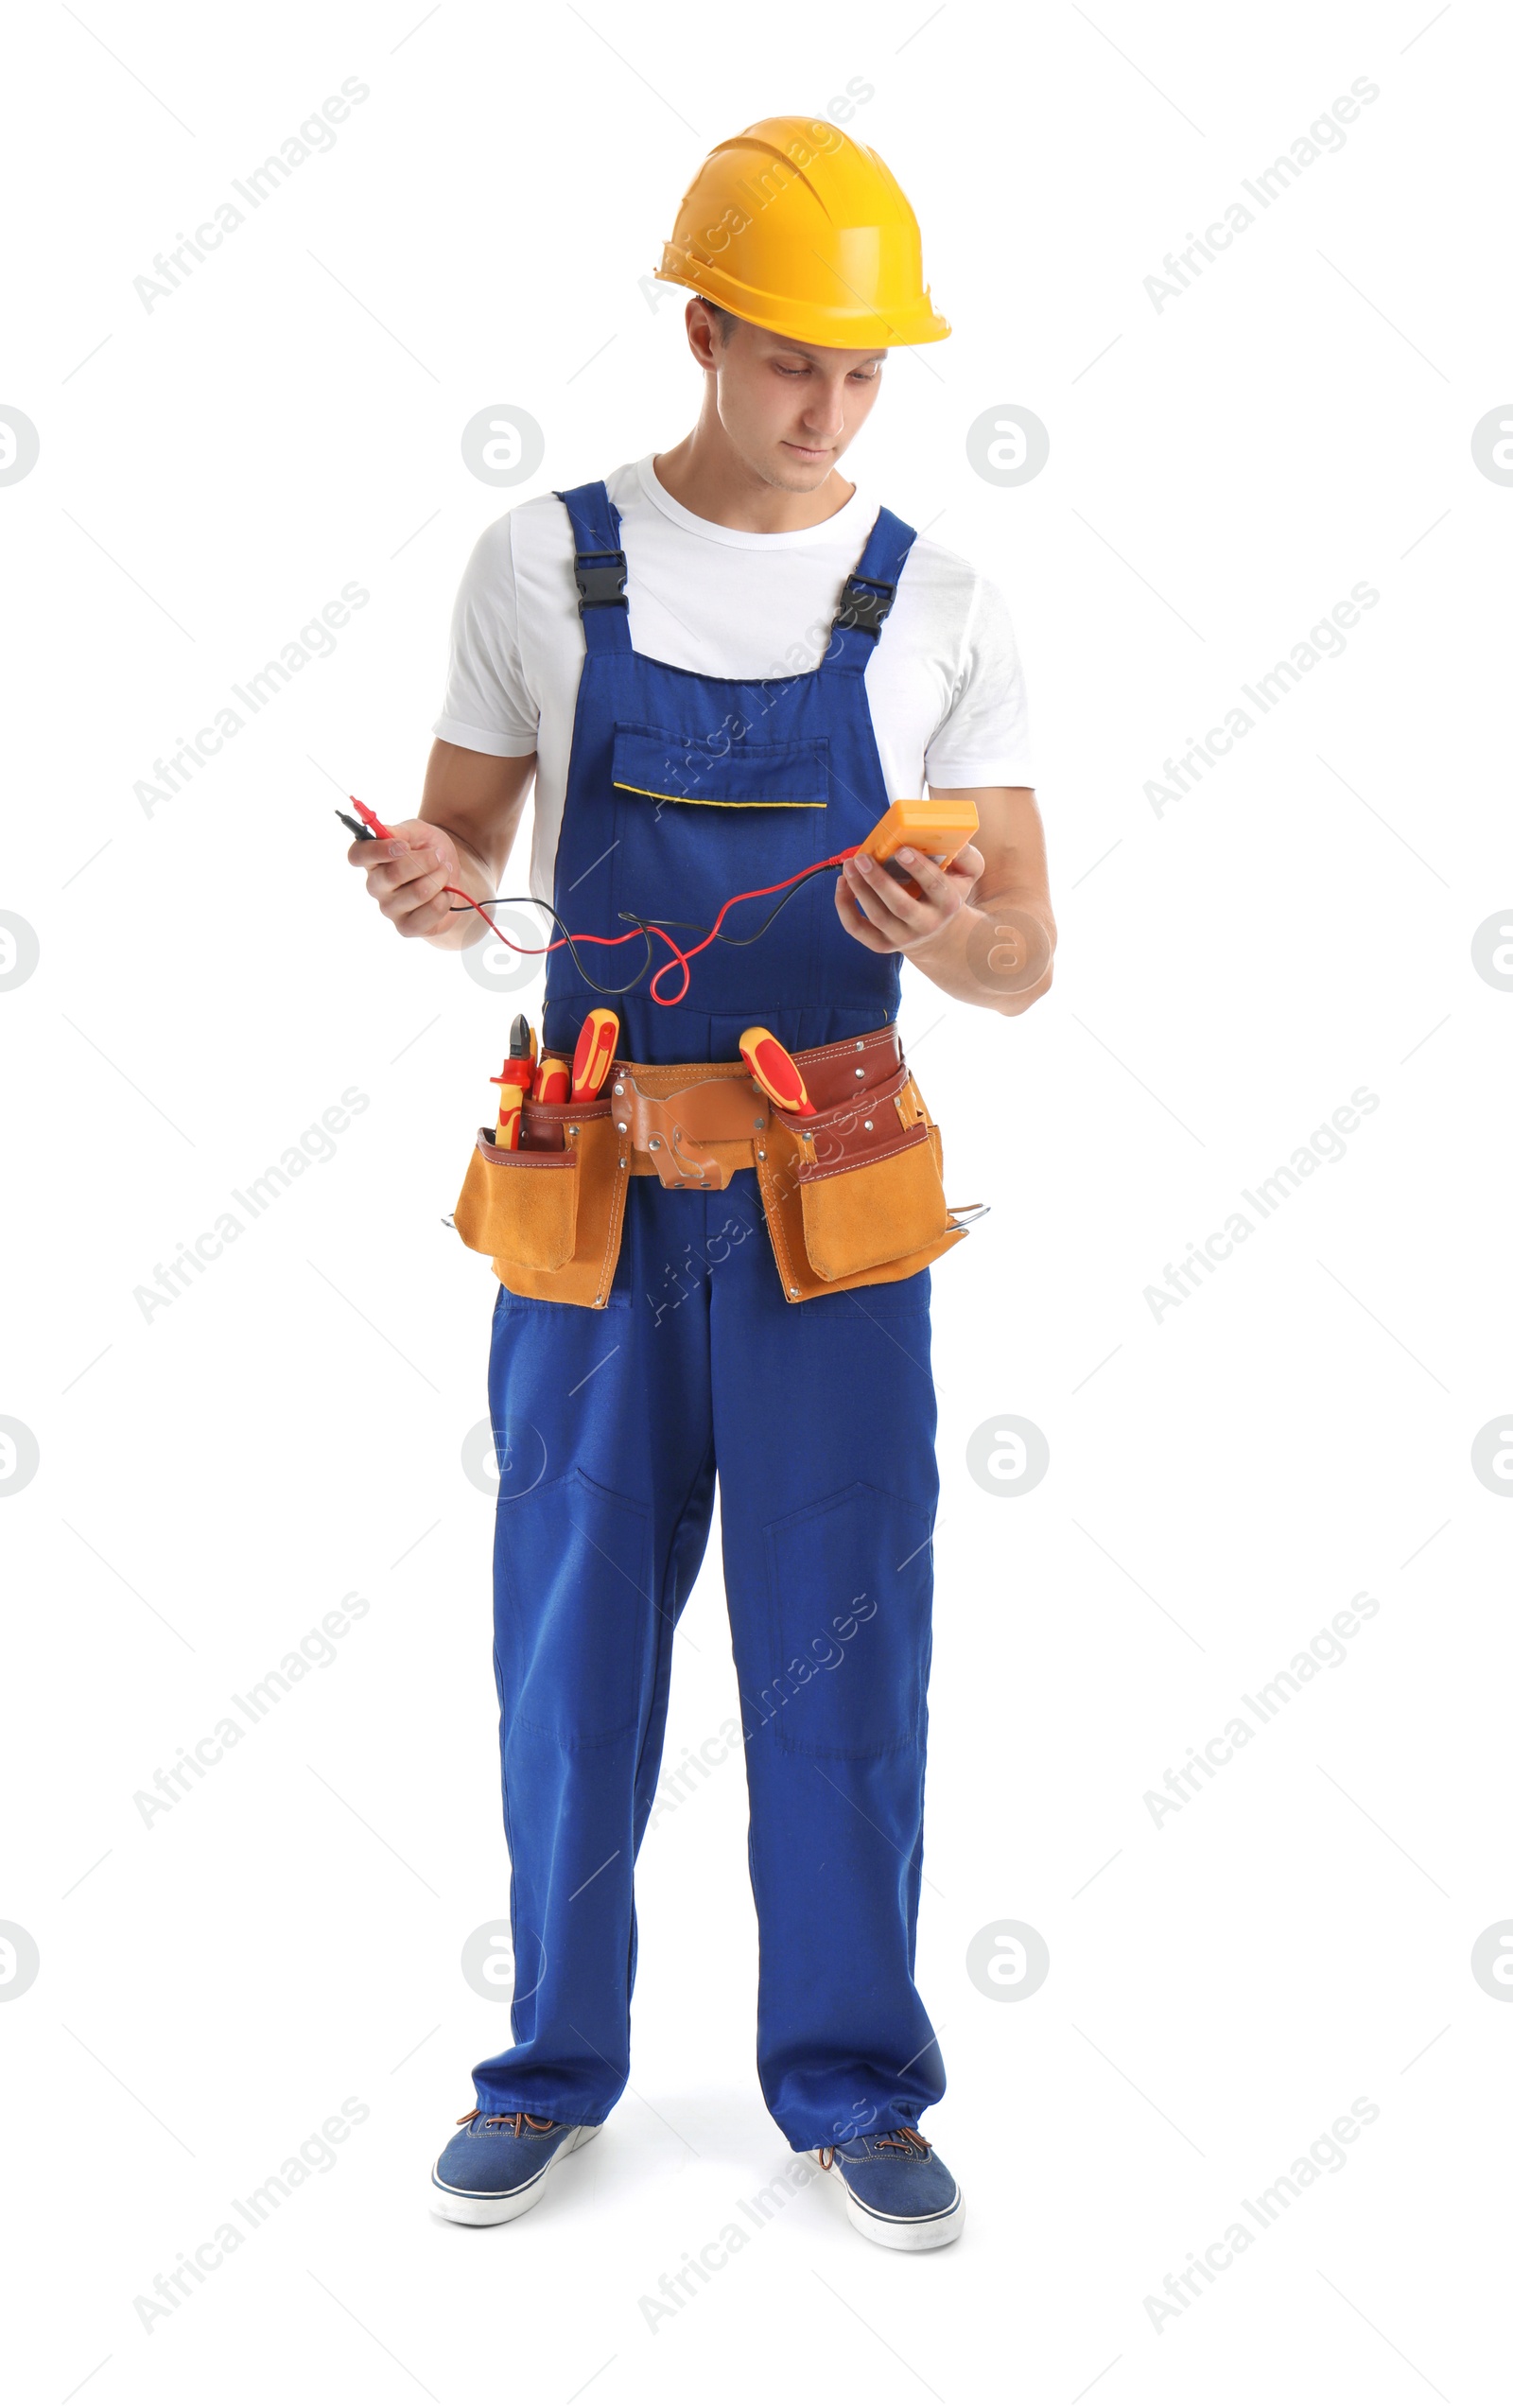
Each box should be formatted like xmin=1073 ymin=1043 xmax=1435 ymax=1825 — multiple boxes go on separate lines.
xmin=914 ymin=884 xmax=1056 ymax=1018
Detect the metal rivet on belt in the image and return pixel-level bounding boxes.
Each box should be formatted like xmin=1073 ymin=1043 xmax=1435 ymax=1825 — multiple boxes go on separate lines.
xmin=649 ymin=1136 xmax=662 ymax=1150
xmin=863 ymin=1119 xmax=874 ymax=1130
xmin=617 ymin=1119 xmax=628 ymax=1131
xmin=566 ymin=1125 xmax=578 ymax=1138
xmin=855 ymin=1039 xmax=864 ymax=1050
xmin=754 ymin=1115 xmax=765 ymax=1129
xmin=789 ymin=1285 xmax=799 ymax=1296
xmin=855 ymin=1066 xmax=865 ymax=1077
xmin=617 ymin=1158 xmax=627 ymax=1169
xmin=756 ymin=1146 xmax=766 ymax=1160
xmin=613 ymin=1082 xmax=624 ymax=1095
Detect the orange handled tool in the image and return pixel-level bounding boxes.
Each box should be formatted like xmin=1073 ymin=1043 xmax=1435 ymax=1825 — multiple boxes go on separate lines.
xmin=739 ymin=1026 xmax=815 ymax=1117
xmin=534 ymin=1056 xmax=571 ymax=1104
xmin=488 ymin=1073 xmax=527 ymax=1157
xmin=490 ymin=1068 xmax=530 ymax=1148
xmin=490 ymin=1015 xmax=538 ymax=1147
xmin=570 ymin=1009 xmax=619 ymax=1102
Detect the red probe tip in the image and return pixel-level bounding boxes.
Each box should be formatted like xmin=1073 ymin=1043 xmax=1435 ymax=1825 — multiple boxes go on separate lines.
xmin=351 ymin=795 xmax=396 ymax=842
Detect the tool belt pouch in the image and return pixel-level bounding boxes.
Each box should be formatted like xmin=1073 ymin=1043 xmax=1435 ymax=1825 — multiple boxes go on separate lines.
xmin=761 ymin=1063 xmax=966 ymax=1298
xmin=453 ymin=1100 xmax=628 ymax=1306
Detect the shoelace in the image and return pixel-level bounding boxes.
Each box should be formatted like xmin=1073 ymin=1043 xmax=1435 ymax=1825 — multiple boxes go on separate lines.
xmin=818 ymin=2123 xmax=930 ymax=2170
xmin=457 ymin=2108 xmax=558 ymax=2138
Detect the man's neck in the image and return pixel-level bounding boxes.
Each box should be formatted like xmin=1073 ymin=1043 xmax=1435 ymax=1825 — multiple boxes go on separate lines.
xmin=652 ymin=432 xmax=856 ymax=534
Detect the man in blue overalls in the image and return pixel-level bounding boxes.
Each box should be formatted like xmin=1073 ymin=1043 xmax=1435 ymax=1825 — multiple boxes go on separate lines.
xmin=353 ymin=116 xmax=1053 ymax=2250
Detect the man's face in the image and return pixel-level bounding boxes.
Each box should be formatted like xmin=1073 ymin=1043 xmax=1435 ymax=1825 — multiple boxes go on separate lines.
xmin=695 ymin=305 xmax=886 ymax=493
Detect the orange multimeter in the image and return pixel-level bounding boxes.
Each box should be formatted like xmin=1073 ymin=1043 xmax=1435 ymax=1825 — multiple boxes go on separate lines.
xmin=857 ymin=799 xmax=980 ymax=899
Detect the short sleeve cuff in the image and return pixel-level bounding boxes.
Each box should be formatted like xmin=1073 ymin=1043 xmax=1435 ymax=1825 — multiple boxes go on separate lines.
xmin=431 ymin=714 xmax=539 ymax=759
xmin=925 ymin=758 xmax=1037 ymax=792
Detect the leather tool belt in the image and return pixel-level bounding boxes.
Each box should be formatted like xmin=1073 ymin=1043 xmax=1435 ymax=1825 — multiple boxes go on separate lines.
xmin=454 ymin=1022 xmax=974 ymax=1308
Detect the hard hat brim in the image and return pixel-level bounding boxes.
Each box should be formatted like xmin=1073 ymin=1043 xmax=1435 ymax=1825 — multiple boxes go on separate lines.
xmin=655 ymin=254 xmax=951 ymax=352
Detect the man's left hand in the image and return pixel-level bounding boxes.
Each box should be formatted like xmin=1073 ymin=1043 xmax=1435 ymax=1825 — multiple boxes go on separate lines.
xmin=834 ymin=841 xmax=984 ymax=960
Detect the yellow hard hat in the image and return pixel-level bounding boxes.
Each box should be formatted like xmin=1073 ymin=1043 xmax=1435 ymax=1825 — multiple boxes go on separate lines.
xmin=654 ymin=114 xmax=950 ymax=351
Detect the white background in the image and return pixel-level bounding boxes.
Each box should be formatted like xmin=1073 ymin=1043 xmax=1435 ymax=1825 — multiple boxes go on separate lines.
xmin=3 ymin=2 xmax=1509 ymax=2401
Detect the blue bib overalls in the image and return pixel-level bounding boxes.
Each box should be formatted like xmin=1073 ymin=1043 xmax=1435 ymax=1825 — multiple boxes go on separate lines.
xmin=476 ymin=480 xmax=946 ymax=2153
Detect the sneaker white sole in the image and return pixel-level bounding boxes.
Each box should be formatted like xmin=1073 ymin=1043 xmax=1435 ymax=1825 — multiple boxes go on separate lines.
xmin=812 ymin=2150 xmax=965 ymax=2251
xmin=430 ymin=2121 xmax=599 ymax=2225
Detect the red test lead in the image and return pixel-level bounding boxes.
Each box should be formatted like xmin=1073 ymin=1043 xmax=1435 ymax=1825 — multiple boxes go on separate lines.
xmin=350 ymin=796 xmax=395 ymax=842
xmin=342 ymin=799 xmax=959 ymax=1016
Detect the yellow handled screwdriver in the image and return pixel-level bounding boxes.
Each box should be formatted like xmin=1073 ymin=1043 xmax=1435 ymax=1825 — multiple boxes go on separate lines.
xmin=739 ymin=1026 xmax=816 ymax=1117
xmin=570 ymin=1009 xmax=619 ymax=1102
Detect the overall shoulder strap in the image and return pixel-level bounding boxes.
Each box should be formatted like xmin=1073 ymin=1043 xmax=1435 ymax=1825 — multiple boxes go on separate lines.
xmin=826 ymin=505 xmax=918 ymax=674
xmin=554 ymin=481 xmax=633 ymax=655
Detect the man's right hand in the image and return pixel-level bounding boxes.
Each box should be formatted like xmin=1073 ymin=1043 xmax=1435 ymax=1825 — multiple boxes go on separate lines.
xmin=348 ymin=819 xmax=463 ymax=944
xmin=347 ymin=742 xmax=537 ymax=951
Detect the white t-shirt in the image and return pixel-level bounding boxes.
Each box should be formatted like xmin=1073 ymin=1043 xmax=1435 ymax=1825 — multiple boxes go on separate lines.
xmin=433 ymin=453 xmax=1035 ymax=901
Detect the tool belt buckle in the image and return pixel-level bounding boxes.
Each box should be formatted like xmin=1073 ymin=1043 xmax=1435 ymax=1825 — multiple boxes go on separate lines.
xmin=639 ymin=1094 xmax=731 ymax=1189
xmin=617 ymin=1073 xmax=755 ymax=1191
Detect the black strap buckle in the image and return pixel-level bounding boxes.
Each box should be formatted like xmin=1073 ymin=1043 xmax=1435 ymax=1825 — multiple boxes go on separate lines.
xmin=573 ymin=549 xmax=628 ymax=612
xmin=832 ymin=574 xmax=896 ymax=639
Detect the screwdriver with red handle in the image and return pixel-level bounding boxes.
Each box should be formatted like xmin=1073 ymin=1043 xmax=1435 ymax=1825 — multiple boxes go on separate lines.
xmin=570 ymin=1008 xmax=619 ymax=1102
xmin=739 ymin=1026 xmax=816 ymax=1117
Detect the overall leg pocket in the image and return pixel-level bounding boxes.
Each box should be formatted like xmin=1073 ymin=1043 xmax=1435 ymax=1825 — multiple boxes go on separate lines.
xmin=495 ymin=1468 xmax=653 ymax=1747
xmin=757 ymin=1480 xmax=932 ymax=1758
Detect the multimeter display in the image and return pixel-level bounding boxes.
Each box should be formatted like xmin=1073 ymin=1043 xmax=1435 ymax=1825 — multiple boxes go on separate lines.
xmin=859 ymin=800 xmax=980 ymax=898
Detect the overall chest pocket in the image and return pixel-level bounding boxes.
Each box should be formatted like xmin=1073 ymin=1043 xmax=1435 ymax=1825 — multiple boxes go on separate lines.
xmin=610 ymin=722 xmax=831 ymax=811
xmin=608 ymin=721 xmax=834 ymax=1007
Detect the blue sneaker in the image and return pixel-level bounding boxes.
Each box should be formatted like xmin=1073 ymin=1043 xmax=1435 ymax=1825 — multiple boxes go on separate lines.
xmin=430 ymin=2108 xmax=600 ymax=2225
xmin=813 ymin=2124 xmax=965 ymax=2251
